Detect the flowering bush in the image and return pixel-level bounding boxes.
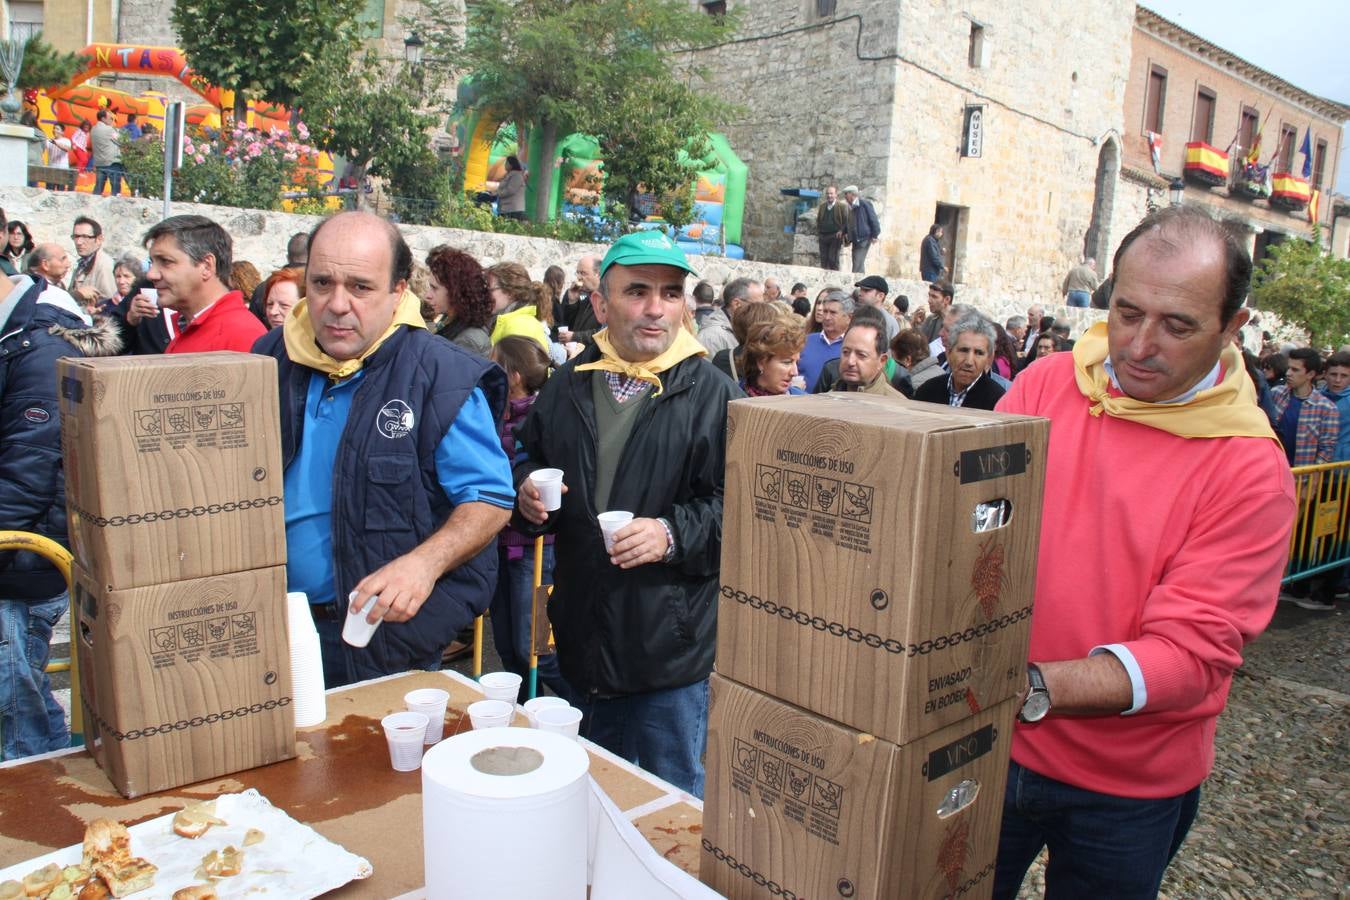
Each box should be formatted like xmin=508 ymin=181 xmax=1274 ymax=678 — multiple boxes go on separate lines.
xmin=123 ymin=120 xmax=323 ymax=210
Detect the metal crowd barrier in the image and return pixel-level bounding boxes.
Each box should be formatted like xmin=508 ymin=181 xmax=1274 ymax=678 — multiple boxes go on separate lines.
xmin=1283 ymin=460 xmax=1350 ymax=584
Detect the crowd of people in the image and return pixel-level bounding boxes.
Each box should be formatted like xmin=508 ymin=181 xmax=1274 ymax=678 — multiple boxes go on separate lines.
xmin=0 ymin=198 xmax=1330 ymax=898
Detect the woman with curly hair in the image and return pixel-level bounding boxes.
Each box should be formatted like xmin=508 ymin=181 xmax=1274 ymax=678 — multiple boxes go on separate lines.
xmin=425 ymin=245 xmax=494 ymax=356
xmin=712 ymin=300 xmax=780 ymax=381
xmin=738 ymin=314 xmax=807 ymax=396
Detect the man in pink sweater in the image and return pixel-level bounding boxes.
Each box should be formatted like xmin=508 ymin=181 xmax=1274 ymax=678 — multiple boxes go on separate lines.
xmin=992 ymin=206 xmax=1295 ymax=899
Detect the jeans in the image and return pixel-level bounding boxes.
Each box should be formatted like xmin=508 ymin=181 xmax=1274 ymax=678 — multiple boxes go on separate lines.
xmin=93 ymin=163 xmax=125 ymax=196
xmin=489 ymin=544 xmax=577 ymax=705
xmin=850 ymin=239 xmax=872 ymax=273
xmin=578 ymin=678 xmax=709 ymax=798
xmin=1066 ymin=290 xmax=1091 ymax=308
xmin=993 ymin=761 xmax=1201 ymax=900
xmin=1 ymin=592 xmax=70 ymax=760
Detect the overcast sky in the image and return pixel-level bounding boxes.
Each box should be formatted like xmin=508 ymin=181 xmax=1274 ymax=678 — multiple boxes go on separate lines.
xmin=1143 ymin=1 xmax=1350 ymax=194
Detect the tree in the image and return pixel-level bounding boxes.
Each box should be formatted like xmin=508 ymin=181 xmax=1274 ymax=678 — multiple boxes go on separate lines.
xmin=299 ymin=51 xmax=446 ymax=219
xmin=417 ymin=0 xmax=735 ymax=225
xmin=17 ymin=34 xmax=85 ymax=90
xmin=170 ymin=0 xmax=366 ymax=122
xmin=1250 ymin=230 xmax=1350 ymax=348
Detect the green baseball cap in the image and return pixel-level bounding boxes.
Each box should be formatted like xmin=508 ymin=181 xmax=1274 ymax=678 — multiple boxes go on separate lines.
xmin=599 ymin=231 xmax=697 ymax=279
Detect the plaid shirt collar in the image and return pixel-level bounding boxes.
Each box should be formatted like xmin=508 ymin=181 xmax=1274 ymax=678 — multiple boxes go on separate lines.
xmin=605 ymin=370 xmax=652 ymax=403
xmin=947 ymin=373 xmax=978 ymax=407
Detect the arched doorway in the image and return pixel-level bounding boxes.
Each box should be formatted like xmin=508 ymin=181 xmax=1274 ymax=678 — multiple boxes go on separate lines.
xmin=1084 ymin=138 xmax=1119 ymax=265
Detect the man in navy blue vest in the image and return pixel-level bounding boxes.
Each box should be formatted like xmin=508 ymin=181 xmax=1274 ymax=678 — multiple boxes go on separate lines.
xmin=254 ymin=212 xmax=513 ymax=687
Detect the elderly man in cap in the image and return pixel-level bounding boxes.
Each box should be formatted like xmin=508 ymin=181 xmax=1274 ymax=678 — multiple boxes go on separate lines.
xmin=843 ymin=185 xmax=880 ymax=274
xmin=513 ymin=231 xmax=741 ymax=797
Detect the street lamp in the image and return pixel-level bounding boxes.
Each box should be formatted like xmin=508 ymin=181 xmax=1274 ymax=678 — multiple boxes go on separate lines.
xmin=1169 ymin=177 xmax=1185 ymax=206
xmin=404 ymin=32 xmax=425 ymax=67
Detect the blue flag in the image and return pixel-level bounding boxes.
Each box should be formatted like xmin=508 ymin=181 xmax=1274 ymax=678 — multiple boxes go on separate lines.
xmin=1300 ymin=128 xmax=1312 ymax=178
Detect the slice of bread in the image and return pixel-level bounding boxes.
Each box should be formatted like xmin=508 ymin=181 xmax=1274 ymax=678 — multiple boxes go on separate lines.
xmin=171 ymin=807 xmax=227 ymax=840
xmin=93 ymin=858 xmax=156 ymax=898
xmin=171 ymin=886 xmax=218 ymax=900
xmin=76 ymin=879 xmax=111 ymax=900
xmin=0 ymin=879 xmax=25 ymax=900
xmin=81 ymin=820 xmax=130 ymax=868
xmin=22 ymin=863 xmax=62 ymax=897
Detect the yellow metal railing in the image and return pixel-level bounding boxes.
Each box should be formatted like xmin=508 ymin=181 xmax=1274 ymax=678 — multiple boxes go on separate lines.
xmin=1284 ymin=461 xmax=1350 ymax=583
xmin=0 ymin=531 xmax=81 ymax=746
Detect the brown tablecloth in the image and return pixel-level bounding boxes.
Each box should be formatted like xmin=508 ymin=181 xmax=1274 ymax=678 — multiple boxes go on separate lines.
xmin=0 ymin=670 xmax=705 ymax=897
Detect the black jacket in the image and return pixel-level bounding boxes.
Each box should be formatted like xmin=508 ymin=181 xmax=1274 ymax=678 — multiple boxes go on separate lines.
xmin=0 ymin=280 xmax=121 ymax=598
xmin=558 ymin=290 xmax=601 ymax=344
xmin=913 ymin=372 xmax=1006 ymax=410
xmin=511 ymin=344 xmax=741 ymax=696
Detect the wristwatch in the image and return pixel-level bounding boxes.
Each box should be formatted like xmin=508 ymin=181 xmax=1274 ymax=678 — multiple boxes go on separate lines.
xmin=1017 ymin=663 xmax=1051 ymax=723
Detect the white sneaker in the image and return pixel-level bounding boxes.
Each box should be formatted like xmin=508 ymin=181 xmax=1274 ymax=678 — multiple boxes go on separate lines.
xmin=1294 ymin=598 xmax=1335 ymax=611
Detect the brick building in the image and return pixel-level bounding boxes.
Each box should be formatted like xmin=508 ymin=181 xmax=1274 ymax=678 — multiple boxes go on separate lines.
xmin=1117 ymin=7 xmax=1350 ymax=264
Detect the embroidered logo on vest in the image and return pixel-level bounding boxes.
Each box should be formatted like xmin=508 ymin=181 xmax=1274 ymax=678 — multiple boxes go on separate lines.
xmin=377 ymin=399 xmax=415 ymax=439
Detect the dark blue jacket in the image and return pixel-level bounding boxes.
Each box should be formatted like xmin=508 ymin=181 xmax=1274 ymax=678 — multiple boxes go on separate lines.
xmin=254 ymin=325 xmax=508 ymax=680
xmin=0 ymin=280 xmax=121 ymax=599
xmin=850 ymin=198 xmax=880 ymax=243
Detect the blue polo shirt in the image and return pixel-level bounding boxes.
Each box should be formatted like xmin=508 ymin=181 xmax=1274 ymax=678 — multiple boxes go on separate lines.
xmin=799 ymin=331 xmax=844 ymax=394
xmin=284 ymin=370 xmax=513 ymax=606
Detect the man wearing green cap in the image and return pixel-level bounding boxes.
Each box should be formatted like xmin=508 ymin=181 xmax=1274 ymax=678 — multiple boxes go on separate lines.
xmin=512 ymin=231 xmax=741 ymax=797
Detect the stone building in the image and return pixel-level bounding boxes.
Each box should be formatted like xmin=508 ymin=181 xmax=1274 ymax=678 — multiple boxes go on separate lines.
xmin=1117 ymin=7 xmax=1350 ymax=266
xmin=685 ymin=0 xmax=1135 ymax=305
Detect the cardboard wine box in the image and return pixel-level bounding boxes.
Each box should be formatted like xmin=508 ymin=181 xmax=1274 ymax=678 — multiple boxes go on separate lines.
xmin=700 ymin=674 xmax=1014 ymax=900
xmin=74 ymin=563 xmax=296 ymax=798
xmin=717 ymin=394 xmax=1047 ymax=745
xmin=57 ymin=352 xmax=285 ymax=590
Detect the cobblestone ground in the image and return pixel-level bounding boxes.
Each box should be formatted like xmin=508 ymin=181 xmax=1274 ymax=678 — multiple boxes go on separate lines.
xmin=1017 ymin=600 xmax=1349 ymax=899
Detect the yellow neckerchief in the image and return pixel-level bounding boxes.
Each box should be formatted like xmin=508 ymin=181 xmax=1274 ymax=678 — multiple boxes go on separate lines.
xmin=575 ymin=326 xmax=707 ymax=396
xmin=283 ymin=289 xmax=427 ymax=382
xmin=1071 ymin=322 xmax=1276 ymax=440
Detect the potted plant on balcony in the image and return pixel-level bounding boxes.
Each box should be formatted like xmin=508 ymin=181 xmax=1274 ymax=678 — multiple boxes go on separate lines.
xmin=1231 ymin=162 xmax=1270 ymax=201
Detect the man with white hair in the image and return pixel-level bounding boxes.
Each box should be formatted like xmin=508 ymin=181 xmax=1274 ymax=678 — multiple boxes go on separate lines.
xmin=914 ymin=314 xmax=1005 ymax=409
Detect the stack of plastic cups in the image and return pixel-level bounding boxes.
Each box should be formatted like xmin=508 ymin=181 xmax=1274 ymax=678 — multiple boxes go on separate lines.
xmin=286 ymin=591 xmax=327 ymax=728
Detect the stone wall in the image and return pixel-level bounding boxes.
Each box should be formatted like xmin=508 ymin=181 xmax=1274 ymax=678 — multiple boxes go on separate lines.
xmin=686 ymin=0 xmax=1135 ymax=309
xmin=0 ymin=186 xmax=1110 ymax=335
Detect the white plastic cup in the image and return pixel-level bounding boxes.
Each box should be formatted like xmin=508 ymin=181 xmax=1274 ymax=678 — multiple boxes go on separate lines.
xmin=598 ymin=511 xmax=635 ymax=554
xmin=479 ymin=671 xmax=523 ymax=704
xmin=141 ymin=287 xmax=159 ymax=308
xmin=523 ymin=695 xmax=570 ymax=726
xmin=534 ymin=705 xmax=583 ymax=739
xmin=342 ymin=591 xmax=384 ymax=648
xmin=382 ymin=711 xmax=430 ymax=771
xmin=404 ymin=688 xmax=451 ymax=744
xmin=467 ymin=699 xmax=514 ymax=730
xmin=790 ymin=375 xmax=807 ymax=391
xmin=531 ymin=468 xmax=565 ymax=511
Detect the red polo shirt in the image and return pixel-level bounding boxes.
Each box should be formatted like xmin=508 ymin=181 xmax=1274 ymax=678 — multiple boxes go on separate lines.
xmin=165 ymin=291 xmax=266 ymax=354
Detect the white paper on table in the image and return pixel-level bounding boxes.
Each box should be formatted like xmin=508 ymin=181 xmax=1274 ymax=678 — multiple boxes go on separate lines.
xmin=586 ymin=778 xmax=722 ymax=899
xmin=0 ymin=789 xmax=371 ymax=898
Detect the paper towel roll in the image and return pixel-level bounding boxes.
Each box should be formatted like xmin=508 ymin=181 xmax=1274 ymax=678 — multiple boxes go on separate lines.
xmin=286 ymin=591 xmax=327 ymax=728
xmin=423 ymin=726 xmax=590 ymax=899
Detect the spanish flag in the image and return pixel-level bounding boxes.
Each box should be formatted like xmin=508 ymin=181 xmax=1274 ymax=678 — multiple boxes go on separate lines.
xmin=1309 ymin=189 xmax=1320 ymax=224
xmin=1245 ymin=125 xmax=1262 ymax=166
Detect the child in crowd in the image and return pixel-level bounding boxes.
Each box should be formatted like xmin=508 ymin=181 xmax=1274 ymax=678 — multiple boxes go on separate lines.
xmin=488 ymin=336 xmax=576 ymax=705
